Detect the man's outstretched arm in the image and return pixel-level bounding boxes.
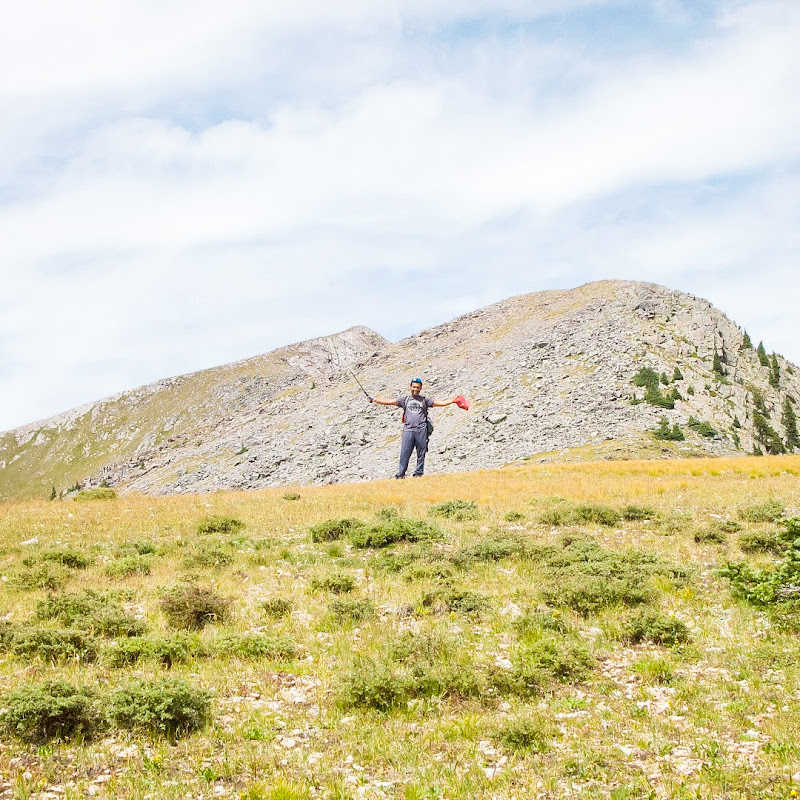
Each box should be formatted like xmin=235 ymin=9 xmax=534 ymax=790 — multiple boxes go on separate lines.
xmin=431 ymin=396 xmax=459 ymax=407
xmin=370 ymin=396 xmax=399 ymax=405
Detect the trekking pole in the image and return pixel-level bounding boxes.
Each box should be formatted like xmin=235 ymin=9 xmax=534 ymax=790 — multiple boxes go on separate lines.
xmin=328 ymin=336 xmax=372 ymax=400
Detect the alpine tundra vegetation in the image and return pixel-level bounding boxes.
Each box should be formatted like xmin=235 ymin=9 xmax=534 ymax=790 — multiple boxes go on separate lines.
xmin=0 ymin=455 xmax=799 ymax=798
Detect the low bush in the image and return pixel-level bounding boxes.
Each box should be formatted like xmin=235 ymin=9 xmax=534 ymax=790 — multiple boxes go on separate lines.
xmin=311 ymin=573 xmax=355 ymax=594
xmin=348 ymin=517 xmax=442 ymax=549
xmin=261 ymin=597 xmax=293 ymax=618
xmin=12 ymin=563 xmax=70 ymax=591
xmin=429 ymin=500 xmax=479 ymax=520
xmin=451 ymin=535 xmax=529 ymax=568
xmin=8 ymin=628 xmax=99 ymax=664
xmin=35 ymin=590 xmax=146 ymax=637
xmin=108 ymin=678 xmax=211 ymax=738
xmin=514 ymin=608 xmax=571 ymax=637
xmin=622 ymin=505 xmax=656 ymax=521
xmin=494 ymin=716 xmax=555 ymax=752
xmin=183 ymin=543 xmax=234 ymax=569
xmin=310 ymin=518 xmax=364 ymax=543
xmin=282 ymin=492 xmax=301 ymax=501
xmin=105 ymin=633 xmax=208 ymax=669
xmin=23 ymin=548 xmax=92 ymax=569
xmin=215 ymin=633 xmax=298 ymax=661
xmin=105 ymin=554 xmax=152 ymax=578
xmin=653 ymin=417 xmax=684 ymax=441
xmin=518 ymin=637 xmax=594 ymax=683
xmin=119 ymin=539 xmax=158 ymax=555
xmin=0 ymin=681 xmax=104 ymax=743
xmin=542 ymin=574 xmax=654 ymax=616
xmin=160 ymin=584 xmax=232 ymax=630
xmin=687 ymin=417 xmax=717 ymax=438
xmin=197 ymin=515 xmax=244 ymax=535
xmin=738 ymin=500 xmax=784 ymax=523
xmin=719 ymin=540 xmax=800 ymax=606
xmin=694 ymin=528 xmax=727 ymax=544
xmin=329 ymin=597 xmax=375 ymax=623
xmin=503 ymin=511 xmax=525 ymax=522
xmin=619 ymin=609 xmax=690 ymax=646
xmin=421 ymin=589 xmax=488 ymax=616
xmin=538 ymin=504 xmax=621 ymax=527
xmin=402 ymin=560 xmax=455 ymax=583
xmin=738 ymin=531 xmax=787 ymax=555
xmin=74 ymin=488 xmax=117 ymax=501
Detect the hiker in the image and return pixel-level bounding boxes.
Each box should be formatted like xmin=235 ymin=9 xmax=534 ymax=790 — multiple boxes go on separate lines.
xmin=369 ymin=378 xmax=461 ymax=478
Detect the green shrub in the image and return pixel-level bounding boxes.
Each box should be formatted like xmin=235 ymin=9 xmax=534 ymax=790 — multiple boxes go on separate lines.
xmin=694 ymin=527 xmax=727 ymax=544
xmin=282 ymin=492 xmax=301 ymax=501
xmin=514 ymin=608 xmax=570 ymax=637
xmin=311 ymin=573 xmax=355 ymax=594
xmin=494 ymin=716 xmax=554 ymax=752
xmin=183 ymin=542 xmax=234 ymax=569
xmin=622 ymin=505 xmax=656 ymax=521
xmin=503 ymin=511 xmax=525 ymax=522
xmin=261 ymin=598 xmax=293 ymax=618
xmin=429 ymin=500 xmax=479 ymax=520
xmin=105 ymin=632 xmax=208 ymax=669
xmin=421 ymin=589 xmax=488 ymax=615
xmin=348 ymin=517 xmax=442 ymax=549
xmin=197 ymin=515 xmax=244 ymax=535
xmin=518 ymin=637 xmax=594 ymax=683
xmin=538 ymin=504 xmax=620 ymax=527
xmin=310 ymin=518 xmax=364 ymax=543
xmin=738 ymin=531 xmax=788 ymax=556
xmin=160 ymin=584 xmax=232 ymax=630
xmin=653 ymin=417 xmax=684 ymax=441
xmin=451 ymin=535 xmax=529 ymax=568
xmin=542 ymin=574 xmax=654 ymax=616
xmin=215 ymin=633 xmax=298 ymax=661
xmin=119 ymin=539 xmax=158 ymax=555
xmin=620 ymin=609 xmax=690 ymax=646
xmin=716 ymin=520 xmax=743 ymax=534
xmin=8 ymin=628 xmax=99 ymax=663
xmin=329 ymin=597 xmax=375 ymax=622
xmin=688 ymin=417 xmax=718 ymax=438
xmin=74 ymin=488 xmax=117 ymax=501
xmin=12 ymin=563 xmax=70 ymax=591
xmin=108 ymin=678 xmax=211 ymax=738
xmin=737 ymin=500 xmax=784 ymax=523
xmin=719 ymin=540 xmax=800 ymax=606
xmin=105 ymin=554 xmax=152 ymax=578
xmin=340 ymin=661 xmax=408 ymax=711
xmin=23 ymin=548 xmax=92 ymax=569
xmin=402 ymin=560 xmax=455 ymax=583
xmin=35 ymin=590 xmax=146 ymax=637
xmin=0 ymin=681 xmax=104 ymax=743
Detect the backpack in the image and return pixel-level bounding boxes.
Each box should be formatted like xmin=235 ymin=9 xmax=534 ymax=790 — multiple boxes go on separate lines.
xmin=401 ymin=396 xmax=434 ymax=439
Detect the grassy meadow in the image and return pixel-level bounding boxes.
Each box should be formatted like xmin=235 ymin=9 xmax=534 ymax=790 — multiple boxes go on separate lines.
xmin=1 ymin=455 xmax=799 ymax=799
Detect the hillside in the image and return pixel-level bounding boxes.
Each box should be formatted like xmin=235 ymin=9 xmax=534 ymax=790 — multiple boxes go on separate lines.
xmin=0 ymin=455 xmax=798 ymax=798
xmin=1 ymin=280 xmax=798 ymax=499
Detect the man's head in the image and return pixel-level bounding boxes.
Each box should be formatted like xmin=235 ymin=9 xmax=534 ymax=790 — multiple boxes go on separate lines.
xmin=410 ymin=377 xmax=422 ymax=396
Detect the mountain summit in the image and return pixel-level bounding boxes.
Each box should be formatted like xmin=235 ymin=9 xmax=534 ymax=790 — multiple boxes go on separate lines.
xmin=2 ymin=281 xmax=797 ymax=498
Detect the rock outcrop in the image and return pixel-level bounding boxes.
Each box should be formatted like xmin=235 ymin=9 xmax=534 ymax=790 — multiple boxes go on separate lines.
xmin=1 ymin=281 xmax=798 ymax=498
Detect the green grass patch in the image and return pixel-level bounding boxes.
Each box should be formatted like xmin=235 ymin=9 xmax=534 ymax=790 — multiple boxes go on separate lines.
xmin=74 ymin=487 xmax=117 ymax=501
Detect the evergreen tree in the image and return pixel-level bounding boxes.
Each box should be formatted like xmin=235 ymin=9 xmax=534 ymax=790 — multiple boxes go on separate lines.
xmin=741 ymin=331 xmax=752 ymax=349
xmin=769 ymin=353 xmax=780 ymax=388
xmin=712 ymin=348 xmax=725 ymax=378
xmin=49 ymin=485 xmax=57 ymax=501
xmin=673 ymin=366 xmax=683 ymax=381
xmin=660 ymin=372 xmax=670 ymax=385
xmin=783 ymin=396 xmax=800 ymax=451
xmin=757 ymin=341 xmax=769 ymax=366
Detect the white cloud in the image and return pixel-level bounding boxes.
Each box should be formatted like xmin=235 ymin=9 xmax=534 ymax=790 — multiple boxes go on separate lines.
xmin=1 ymin=0 xmax=799 ymax=430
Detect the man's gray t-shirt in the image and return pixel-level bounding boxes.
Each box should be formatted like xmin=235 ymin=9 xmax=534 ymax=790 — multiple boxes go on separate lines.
xmin=396 ymin=395 xmax=434 ymax=429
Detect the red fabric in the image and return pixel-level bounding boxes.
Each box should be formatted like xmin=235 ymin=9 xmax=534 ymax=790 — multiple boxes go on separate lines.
xmin=454 ymin=394 xmax=470 ymax=410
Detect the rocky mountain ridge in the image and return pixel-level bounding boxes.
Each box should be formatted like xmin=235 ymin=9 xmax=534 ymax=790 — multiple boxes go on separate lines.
xmin=1 ymin=280 xmax=798 ymax=498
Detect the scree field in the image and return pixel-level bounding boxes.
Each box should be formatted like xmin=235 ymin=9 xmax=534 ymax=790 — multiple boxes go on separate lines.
xmin=1 ymin=455 xmax=799 ymax=800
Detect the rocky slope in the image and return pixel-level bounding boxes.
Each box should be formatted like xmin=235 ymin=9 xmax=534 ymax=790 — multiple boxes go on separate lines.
xmin=2 ymin=281 xmax=798 ymax=498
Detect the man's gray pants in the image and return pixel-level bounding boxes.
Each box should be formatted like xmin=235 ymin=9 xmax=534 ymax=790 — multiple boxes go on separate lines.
xmin=396 ymin=427 xmax=428 ymax=478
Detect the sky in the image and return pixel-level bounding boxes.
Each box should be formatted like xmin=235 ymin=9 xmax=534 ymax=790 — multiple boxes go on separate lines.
xmin=1 ymin=0 xmax=798 ymax=431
